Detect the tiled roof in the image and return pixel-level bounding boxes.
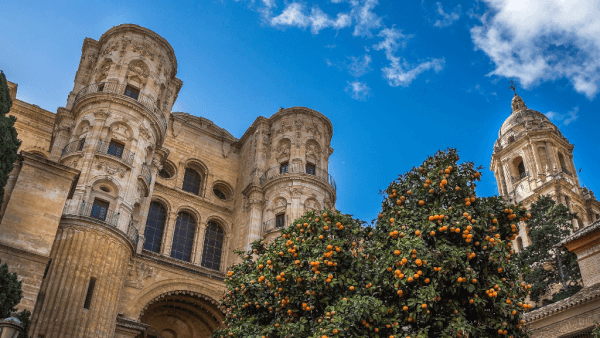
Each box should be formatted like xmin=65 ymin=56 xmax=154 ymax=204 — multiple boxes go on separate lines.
xmin=557 ymin=219 xmax=600 ymax=248
xmin=523 ymin=283 xmax=600 ymax=322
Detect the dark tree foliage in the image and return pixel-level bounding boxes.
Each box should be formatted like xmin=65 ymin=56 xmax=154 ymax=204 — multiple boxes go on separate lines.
xmin=0 ymin=72 xmax=28 ymax=336
xmin=214 ymin=150 xmax=532 ymax=338
xmin=0 ymin=259 xmax=31 ymax=338
xmin=0 ymin=71 xmax=20 ymax=208
xmin=518 ymin=195 xmax=582 ymax=305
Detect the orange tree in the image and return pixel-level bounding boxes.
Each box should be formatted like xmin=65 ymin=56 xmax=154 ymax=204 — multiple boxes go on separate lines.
xmin=369 ymin=149 xmax=531 ymax=337
xmin=213 ymin=210 xmax=382 ymax=337
xmin=214 ymin=149 xmax=533 ymax=338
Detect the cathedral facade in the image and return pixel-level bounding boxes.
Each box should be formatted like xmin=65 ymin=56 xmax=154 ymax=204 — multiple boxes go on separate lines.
xmin=0 ymin=24 xmax=336 ymax=338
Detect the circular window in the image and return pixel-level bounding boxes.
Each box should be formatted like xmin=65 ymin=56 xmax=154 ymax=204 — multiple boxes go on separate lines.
xmin=158 ymin=162 xmax=176 ymax=179
xmin=213 ymin=188 xmax=227 ymax=200
xmin=212 ymin=182 xmax=232 ymax=201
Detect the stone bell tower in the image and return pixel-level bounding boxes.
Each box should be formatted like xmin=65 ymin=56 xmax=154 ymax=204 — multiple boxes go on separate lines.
xmin=30 ymin=24 xmax=182 ymax=338
xmin=490 ymin=93 xmax=600 ymax=252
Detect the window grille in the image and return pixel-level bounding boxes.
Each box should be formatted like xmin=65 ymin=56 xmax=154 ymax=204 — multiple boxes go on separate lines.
xmin=280 ymin=162 xmax=289 ymax=174
xmin=124 ymin=85 xmax=139 ymax=100
xmin=91 ymin=199 xmax=109 ymax=222
xmin=182 ymin=168 xmax=202 ymax=195
xmin=276 ymin=213 xmax=286 ymax=228
xmin=170 ymin=212 xmax=196 ymax=262
xmin=201 ymin=221 xmax=224 ymax=271
xmin=306 ymin=163 xmax=316 ymax=175
xmin=107 ymin=140 xmax=125 ymax=158
xmin=143 ymin=202 xmax=167 ymax=253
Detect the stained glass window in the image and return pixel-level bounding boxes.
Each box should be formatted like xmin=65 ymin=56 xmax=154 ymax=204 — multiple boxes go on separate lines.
xmin=201 ymin=221 xmax=224 ymax=271
xmin=143 ymin=202 xmax=167 ymax=253
xmin=170 ymin=212 xmax=196 ymax=262
xmin=182 ymin=168 xmax=202 ymax=195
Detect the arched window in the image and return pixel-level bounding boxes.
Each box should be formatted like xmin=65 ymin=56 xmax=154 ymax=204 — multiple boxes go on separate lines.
xmin=182 ymin=168 xmax=202 ymax=195
xmin=516 ymin=237 xmax=523 ymax=252
xmin=170 ymin=212 xmax=196 ymax=262
xmin=143 ymin=202 xmax=167 ymax=253
xmin=558 ymin=153 xmax=568 ymax=174
xmin=201 ymin=221 xmax=224 ymax=271
xmin=517 ymin=161 xmax=526 ymax=178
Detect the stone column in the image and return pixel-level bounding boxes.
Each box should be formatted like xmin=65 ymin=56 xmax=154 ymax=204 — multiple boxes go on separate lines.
xmin=290 ymin=186 xmax=304 ymax=222
xmin=162 ymin=211 xmax=179 ymax=257
xmin=193 ymin=222 xmax=207 ymax=265
xmin=244 ymin=189 xmax=264 ymax=251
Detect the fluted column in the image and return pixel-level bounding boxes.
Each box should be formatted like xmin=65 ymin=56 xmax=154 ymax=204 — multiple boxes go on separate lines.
xmin=30 ymin=221 xmax=132 ymax=338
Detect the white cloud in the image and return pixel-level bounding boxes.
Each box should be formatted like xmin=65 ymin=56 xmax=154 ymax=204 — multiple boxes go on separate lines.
xmin=348 ymin=54 xmax=372 ymax=77
xmin=471 ymin=0 xmax=600 ymax=99
xmin=373 ymin=27 xmax=443 ymax=86
xmin=433 ymin=2 xmax=461 ymax=28
xmin=373 ymin=27 xmax=410 ymax=59
xmin=546 ymin=107 xmax=579 ymax=125
xmin=350 ymin=0 xmax=382 ymax=37
xmin=271 ymin=3 xmax=308 ymax=27
xmin=381 ymin=57 xmax=445 ymax=87
xmin=262 ymin=0 xmax=276 ymax=8
xmin=270 ymin=3 xmax=351 ymax=34
xmin=346 ymin=81 xmax=371 ymax=100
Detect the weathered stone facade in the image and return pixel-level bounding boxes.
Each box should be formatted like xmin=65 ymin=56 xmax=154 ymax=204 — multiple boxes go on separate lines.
xmin=491 ymin=94 xmax=600 ymax=252
xmin=0 ymin=24 xmax=336 ymax=338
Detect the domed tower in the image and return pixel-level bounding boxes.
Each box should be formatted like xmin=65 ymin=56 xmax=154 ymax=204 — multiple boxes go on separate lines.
xmin=31 ymin=25 xmax=181 ymax=337
xmin=237 ymin=107 xmax=336 ymax=250
xmin=490 ymin=93 xmax=600 ymax=251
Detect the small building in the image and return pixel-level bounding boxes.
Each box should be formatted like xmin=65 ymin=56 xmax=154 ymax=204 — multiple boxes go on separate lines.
xmin=524 ymin=220 xmax=600 ymax=337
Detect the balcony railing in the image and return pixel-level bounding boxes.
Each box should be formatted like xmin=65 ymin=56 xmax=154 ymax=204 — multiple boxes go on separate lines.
xmin=74 ymin=82 xmax=167 ymax=133
xmin=512 ymin=171 xmax=529 ymax=183
xmin=96 ymin=141 xmax=135 ymax=166
xmin=259 ymin=163 xmax=336 ymax=191
xmin=62 ymin=200 xmax=139 ymax=246
xmin=61 ymin=138 xmax=86 ymax=157
xmin=263 ymin=215 xmax=289 ymax=235
xmin=63 ymin=200 xmax=120 ymax=227
xmin=141 ymin=163 xmax=152 ymax=187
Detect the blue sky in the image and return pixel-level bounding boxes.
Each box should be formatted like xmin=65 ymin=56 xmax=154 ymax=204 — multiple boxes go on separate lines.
xmin=2 ymin=0 xmax=600 ymax=222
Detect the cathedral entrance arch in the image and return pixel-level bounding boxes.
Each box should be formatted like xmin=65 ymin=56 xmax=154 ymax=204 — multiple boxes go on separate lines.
xmin=136 ymin=290 xmax=224 ymax=338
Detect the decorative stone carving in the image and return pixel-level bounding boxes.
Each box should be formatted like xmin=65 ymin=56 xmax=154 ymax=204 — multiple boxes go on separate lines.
xmin=125 ymin=261 xmax=154 ymax=289
xmin=100 ymin=40 xmax=119 ymax=57
xmin=93 ymin=109 xmax=110 ymax=120
xmin=119 ymin=38 xmax=132 ymax=57
xmin=96 ymin=160 xmax=128 ymax=178
xmin=290 ymin=187 xmax=304 ymax=198
xmin=304 ymin=198 xmax=320 ymax=211
xmin=96 ymin=59 xmax=113 ymax=82
xmin=126 ymin=60 xmax=150 ymax=86
xmin=110 ymin=123 xmax=131 ymax=142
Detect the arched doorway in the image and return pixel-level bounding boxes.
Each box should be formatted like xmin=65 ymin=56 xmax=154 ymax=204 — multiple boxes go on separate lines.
xmin=138 ymin=291 xmax=224 ymax=338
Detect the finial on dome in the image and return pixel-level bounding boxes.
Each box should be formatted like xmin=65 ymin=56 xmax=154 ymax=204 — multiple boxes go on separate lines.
xmin=511 ymin=94 xmax=527 ymax=113
xmin=509 ymin=79 xmax=517 ymax=95
xmin=509 ymin=80 xmax=527 ymax=113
